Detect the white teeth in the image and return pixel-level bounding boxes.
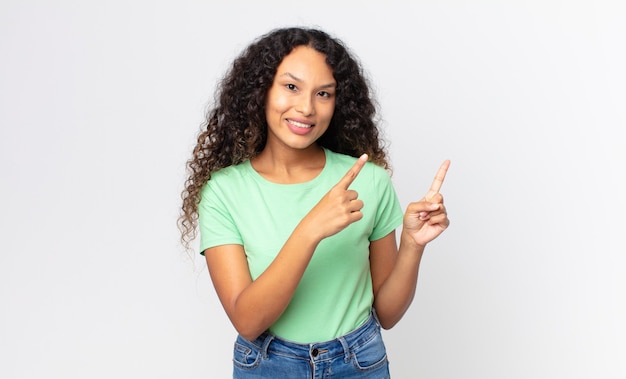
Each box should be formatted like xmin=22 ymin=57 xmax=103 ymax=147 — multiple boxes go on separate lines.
xmin=289 ymin=120 xmax=312 ymax=128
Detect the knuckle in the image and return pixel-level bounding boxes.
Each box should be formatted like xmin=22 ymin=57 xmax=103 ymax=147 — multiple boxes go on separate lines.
xmin=329 ymin=187 xmax=342 ymax=196
xmin=339 ymin=213 xmax=351 ymax=225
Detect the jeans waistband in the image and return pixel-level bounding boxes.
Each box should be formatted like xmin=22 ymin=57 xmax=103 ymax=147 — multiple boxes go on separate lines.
xmin=244 ymin=310 xmax=382 ymax=363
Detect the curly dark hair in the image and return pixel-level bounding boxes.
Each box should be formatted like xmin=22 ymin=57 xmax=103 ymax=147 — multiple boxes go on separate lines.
xmin=179 ymin=27 xmax=390 ymax=250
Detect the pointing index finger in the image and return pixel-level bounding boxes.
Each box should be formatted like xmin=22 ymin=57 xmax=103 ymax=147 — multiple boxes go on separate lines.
xmin=425 ymin=160 xmax=450 ymax=200
xmin=337 ymin=154 xmax=368 ymax=189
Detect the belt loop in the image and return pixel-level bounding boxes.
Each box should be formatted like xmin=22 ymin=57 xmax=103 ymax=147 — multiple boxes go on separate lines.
xmin=371 ymin=308 xmax=381 ymax=327
xmin=338 ymin=336 xmax=351 ymax=363
xmin=261 ymin=334 xmax=275 ymax=359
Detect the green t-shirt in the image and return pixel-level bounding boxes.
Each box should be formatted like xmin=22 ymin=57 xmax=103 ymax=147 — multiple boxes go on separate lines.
xmin=198 ymin=148 xmax=403 ymax=343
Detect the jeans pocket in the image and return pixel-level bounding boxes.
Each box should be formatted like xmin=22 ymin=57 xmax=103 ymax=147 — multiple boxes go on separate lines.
xmin=232 ymin=339 xmax=261 ymax=369
xmin=351 ymin=329 xmax=389 ymax=371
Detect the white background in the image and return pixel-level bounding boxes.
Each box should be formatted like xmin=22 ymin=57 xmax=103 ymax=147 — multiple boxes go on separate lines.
xmin=1 ymin=1 xmax=624 ymax=378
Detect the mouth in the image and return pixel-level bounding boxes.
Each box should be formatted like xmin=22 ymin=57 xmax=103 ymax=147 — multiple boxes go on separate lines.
xmin=287 ymin=119 xmax=314 ymax=129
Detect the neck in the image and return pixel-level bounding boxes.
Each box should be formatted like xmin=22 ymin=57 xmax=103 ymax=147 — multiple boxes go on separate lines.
xmin=251 ymin=145 xmax=326 ymax=184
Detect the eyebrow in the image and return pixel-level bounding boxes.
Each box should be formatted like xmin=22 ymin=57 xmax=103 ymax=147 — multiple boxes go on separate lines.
xmin=279 ymin=72 xmax=336 ymax=89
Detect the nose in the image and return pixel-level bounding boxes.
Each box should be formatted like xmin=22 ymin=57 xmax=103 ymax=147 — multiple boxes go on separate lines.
xmin=295 ymin=94 xmax=315 ymax=116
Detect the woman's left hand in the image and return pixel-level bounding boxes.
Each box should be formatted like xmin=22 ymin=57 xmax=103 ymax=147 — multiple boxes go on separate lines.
xmin=403 ymin=160 xmax=451 ymax=248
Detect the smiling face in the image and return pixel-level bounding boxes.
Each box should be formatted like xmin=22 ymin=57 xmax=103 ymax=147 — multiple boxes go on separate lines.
xmin=264 ymin=45 xmax=336 ymax=153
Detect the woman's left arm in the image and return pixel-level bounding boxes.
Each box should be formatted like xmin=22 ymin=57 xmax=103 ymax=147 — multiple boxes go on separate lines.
xmin=371 ymin=160 xmax=450 ymax=329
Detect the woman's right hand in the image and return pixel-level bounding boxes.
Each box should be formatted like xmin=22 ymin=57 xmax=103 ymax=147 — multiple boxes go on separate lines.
xmin=301 ymin=154 xmax=368 ymax=240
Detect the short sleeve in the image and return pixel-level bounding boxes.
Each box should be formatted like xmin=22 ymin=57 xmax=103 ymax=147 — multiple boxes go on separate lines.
xmin=197 ymin=179 xmax=243 ymax=254
xmin=369 ymin=167 xmax=403 ymax=241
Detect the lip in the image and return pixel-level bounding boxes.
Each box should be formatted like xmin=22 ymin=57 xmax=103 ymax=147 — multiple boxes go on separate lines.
xmin=286 ymin=118 xmax=315 ymax=135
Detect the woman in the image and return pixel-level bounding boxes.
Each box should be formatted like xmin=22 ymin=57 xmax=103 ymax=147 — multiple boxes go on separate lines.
xmin=179 ymin=27 xmax=450 ymax=378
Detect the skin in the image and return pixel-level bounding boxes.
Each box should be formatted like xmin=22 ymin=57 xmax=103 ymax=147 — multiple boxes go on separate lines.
xmin=252 ymin=45 xmax=336 ymax=182
xmin=204 ymin=45 xmax=450 ymax=341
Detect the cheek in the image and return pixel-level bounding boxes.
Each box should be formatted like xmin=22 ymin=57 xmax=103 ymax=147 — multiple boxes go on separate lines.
xmin=321 ymin=103 xmax=336 ymax=121
xmin=267 ymin=92 xmax=290 ymax=113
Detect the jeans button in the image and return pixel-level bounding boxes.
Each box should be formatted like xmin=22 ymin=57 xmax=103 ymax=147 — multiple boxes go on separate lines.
xmin=311 ymin=348 xmax=319 ymax=357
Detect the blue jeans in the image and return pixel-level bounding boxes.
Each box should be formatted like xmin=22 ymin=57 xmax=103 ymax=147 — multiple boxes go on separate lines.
xmin=232 ymin=311 xmax=390 ymax=378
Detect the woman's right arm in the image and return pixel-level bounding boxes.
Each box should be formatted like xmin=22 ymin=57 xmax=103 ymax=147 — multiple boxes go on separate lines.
xmin=205 ymin=231 xmax=318 ymax=341
xmin=205 ymin=154 xmax=368 ymax=341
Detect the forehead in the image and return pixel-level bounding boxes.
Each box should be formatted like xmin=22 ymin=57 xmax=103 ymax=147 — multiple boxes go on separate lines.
xmin=276 ymin=46 xmax=334 ymax=80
